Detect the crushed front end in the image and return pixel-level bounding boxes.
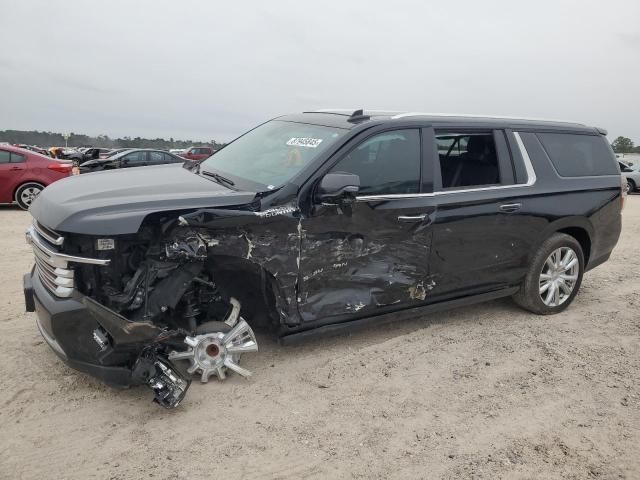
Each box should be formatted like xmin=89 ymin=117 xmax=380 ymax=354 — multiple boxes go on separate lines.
xmin=23 ymin=219 xmax=258 ymax=408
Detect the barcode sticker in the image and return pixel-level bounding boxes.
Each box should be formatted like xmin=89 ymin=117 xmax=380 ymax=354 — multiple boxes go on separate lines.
xmin=286 ymin=137 xmax=323 ymax=148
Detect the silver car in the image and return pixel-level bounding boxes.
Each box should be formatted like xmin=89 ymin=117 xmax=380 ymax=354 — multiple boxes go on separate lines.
xmin=619 ymin=161 xmax=640 ymax=192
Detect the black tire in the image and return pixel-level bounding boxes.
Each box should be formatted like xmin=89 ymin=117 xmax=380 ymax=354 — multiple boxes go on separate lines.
xmin=627 ymin=179 xmax=636 ymax=193
xmin=513 ymin=233 xmax=584 ymax=315
xmin=15 ymin=182 xmax=44 ymax=210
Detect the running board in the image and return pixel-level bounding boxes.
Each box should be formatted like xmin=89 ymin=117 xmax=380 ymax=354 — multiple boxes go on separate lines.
xmin=280 ymin=287 xmax=519 ymax=345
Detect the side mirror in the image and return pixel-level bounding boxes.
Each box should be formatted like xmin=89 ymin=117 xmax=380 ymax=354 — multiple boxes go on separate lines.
xmin=316 ymin=172 xmax=360 ymax=204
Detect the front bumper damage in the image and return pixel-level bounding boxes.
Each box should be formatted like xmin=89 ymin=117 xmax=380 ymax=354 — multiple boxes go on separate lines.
xmin=24 ymin=268 xmax=256 ymax=408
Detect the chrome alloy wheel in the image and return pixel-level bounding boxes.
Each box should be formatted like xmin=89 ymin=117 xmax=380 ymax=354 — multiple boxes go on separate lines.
xmin=20 ymin=186 xmax=42 ymax=206
xmin=539 ymin=247 xmax=579 ymax=307
xmin=169 ymin=319 xmax=258 ymax=382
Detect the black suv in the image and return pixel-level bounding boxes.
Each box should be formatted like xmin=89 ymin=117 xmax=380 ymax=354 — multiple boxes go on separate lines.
xmin=23 ymin=110 xmax=623 ymax=407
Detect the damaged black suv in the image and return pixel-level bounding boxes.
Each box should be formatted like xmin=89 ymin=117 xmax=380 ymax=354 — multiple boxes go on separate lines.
xmin=24 ymin=110 xmax=623 ymax=407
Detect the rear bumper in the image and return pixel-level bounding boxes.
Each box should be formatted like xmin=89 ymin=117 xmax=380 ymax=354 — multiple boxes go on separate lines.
xmin=24 ymin=269 xmax=136 ymax=387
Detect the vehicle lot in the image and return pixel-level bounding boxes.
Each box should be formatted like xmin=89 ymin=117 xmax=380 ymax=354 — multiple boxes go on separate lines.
xmin=1 ymin=199 xmax=638 ymax=479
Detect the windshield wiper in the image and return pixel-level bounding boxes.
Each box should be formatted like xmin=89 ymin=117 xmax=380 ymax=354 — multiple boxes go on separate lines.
xmin=201 ymin=170 xmax=235 ymax=186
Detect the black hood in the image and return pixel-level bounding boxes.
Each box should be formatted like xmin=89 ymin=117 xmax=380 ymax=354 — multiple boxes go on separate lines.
xmin=30 ymin=164 xmax=257 ymax=235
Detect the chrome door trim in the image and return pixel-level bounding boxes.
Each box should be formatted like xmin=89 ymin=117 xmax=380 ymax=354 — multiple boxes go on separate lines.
xmin=356 ymin=131 xmax=536 ymax=202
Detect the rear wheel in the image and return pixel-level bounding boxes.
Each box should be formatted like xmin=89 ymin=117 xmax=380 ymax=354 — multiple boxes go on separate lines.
xmin=15 ymin=182 xmax=44 ymax=210
xmin=513 ymin=233 xmax=584 ymax=314
xmin=627 ymin=179 xmax=636 ymax=193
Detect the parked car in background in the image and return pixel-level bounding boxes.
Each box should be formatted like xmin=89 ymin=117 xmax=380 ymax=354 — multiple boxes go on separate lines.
xmin=169 ymin=148 xmax=187 ymax=155
xmin=103 ymin=148 xmax=130 ymax=158
xmin=15 ymin=144 xmax=49 ymax=156
xmin=180 ymin=146 xmax=214 ymax=161
xmin=619 ymin=161 xmax=640 ymax=193
xmin=78 ymin=148 xmax=185 ymax=174
xmin=80 ymin=147 xmax=113 ymax=159
xmin=0 ymin=145 xmax=72 ymax=209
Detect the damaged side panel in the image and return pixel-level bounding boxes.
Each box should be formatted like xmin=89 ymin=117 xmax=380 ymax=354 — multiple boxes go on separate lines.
xmin=179 ymin=204 xmax=302 ymax=324
xmin=297 ymin=199 xmax=437 ymax=321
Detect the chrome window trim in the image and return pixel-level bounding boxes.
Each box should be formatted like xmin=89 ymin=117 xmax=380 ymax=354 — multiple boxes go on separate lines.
xmin=513 ymin=131 xmax=537 ymax=186
xmin=356 ymin=131 xmax=536 ymax=202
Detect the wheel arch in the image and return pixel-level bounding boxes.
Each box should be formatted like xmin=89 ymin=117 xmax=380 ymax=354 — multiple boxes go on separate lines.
xmin=13 ymin=180 xmax=46 ymax=200
xmin=205 ymin=255 xmax=289 ymax=331
xmin=537 ymin=217 xmax=593 ymax=266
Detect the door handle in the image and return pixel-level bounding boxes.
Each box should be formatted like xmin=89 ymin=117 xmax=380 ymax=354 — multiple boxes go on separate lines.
xmin=397 ymin=214 xmax=427 ymax=223
xmin=499 ymin=203 xmax=522 ymax=213
xmin=9 ymin=166 xmax=23 ymax=171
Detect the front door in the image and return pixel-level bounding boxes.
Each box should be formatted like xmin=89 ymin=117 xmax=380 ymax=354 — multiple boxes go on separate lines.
xmin=297 ymin=128 xmax=437 ymax=322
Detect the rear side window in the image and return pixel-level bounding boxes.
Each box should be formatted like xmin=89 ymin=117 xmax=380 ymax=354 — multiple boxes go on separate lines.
xmin=537 ymin=133 xmax=618 ymax=177
xmin=435 ymin=132 xmax=501 ymax=188
xmin=11 ymin=153 xmax=25 ymax=163
xmin=0 ymin=150 xmax=10 ymax=163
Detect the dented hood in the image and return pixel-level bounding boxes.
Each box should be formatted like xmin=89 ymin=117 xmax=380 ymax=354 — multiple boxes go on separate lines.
xmin=30 ymin=164 xmax=257 ymax=235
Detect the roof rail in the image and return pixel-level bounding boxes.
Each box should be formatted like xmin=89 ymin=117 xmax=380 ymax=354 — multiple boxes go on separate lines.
xmin=390 ymin=112 xmax=585 ymax=125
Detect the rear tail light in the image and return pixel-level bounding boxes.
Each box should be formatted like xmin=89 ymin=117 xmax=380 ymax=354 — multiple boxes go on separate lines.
xmin=47 ymin=163 xmax=72 ymax=174
xmin=621 ymin=175 xmax=627 ymax=211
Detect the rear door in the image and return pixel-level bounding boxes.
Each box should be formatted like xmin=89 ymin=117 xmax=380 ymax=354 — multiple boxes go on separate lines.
xmin=0 ymin=150 xmax=26 ymax=203
xmin=297 ymin=127 xmax=437 ymax=322
xmin=427 ymin=128 xmax=542 ymax=300
xmin=0 ymin=149 xmax=15 ymax=202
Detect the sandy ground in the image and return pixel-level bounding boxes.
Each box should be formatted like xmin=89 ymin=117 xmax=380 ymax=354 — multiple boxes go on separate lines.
xmin=0 ymin=197 xmax=638 ymax=480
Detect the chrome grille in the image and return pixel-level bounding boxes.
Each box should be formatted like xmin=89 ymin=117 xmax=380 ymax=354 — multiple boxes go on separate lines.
xmin=26 ymin=222 xmax=110 ymax=298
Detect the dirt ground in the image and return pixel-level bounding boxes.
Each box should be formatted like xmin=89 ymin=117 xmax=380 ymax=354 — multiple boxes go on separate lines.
xmin=0 ymin=197 xmax=638 ymax=480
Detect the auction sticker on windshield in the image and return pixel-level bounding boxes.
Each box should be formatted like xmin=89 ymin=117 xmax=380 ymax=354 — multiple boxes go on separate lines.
xmin=286 ymin=137 xmax=323 ymax=148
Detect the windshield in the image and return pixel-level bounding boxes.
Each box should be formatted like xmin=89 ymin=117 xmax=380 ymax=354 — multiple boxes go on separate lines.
xmin=199 ymin=120 xmax=346 ymax=188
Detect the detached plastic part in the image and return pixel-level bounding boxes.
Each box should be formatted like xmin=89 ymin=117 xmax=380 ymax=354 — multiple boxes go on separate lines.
xmin=132 ymin=349 xmax=191 ymax=408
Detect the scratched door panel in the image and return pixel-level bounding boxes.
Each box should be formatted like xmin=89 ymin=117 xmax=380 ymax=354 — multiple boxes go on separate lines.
xmin=297 ymin=198 xmax=435 ymax=322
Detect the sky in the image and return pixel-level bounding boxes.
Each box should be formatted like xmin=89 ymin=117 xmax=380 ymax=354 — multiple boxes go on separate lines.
xmin=1 ymin=0 xmax=639 ymax=143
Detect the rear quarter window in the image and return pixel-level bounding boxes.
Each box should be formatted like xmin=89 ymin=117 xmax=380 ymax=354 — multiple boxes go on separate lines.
xmin=537 ymin=133 xmax=618 ymax=177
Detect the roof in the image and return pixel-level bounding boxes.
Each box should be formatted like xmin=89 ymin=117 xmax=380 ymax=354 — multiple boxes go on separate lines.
xmin=279 ymin=109 xmax=600 ymax=133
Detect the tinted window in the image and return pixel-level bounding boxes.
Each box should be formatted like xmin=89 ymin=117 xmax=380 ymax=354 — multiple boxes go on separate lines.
xmin=148 ymin=151 xmax=165 ymax=164
xmin=436 ymin=132 xmax=500 ymax=188
xmin=537 ymin=133 xmax=618 ymax=177
xmin=11 ymin=152 xmax=26 ymax=163
xmin=165 ymin=153 xmax=181 ymax=163
xmin=0 ymin=150 xmax=10 ymax=164
xmin=122 ymin=151 xmax=146 ymax=165
xmin=330 ymin=129 xmax=420 ymax=195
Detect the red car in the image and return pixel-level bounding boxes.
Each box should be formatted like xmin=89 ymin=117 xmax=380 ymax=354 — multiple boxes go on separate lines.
xmin=0 ymin=145 xmax=72 ymax=210
xmin=180 ymin=146 xmax=214 ymax=161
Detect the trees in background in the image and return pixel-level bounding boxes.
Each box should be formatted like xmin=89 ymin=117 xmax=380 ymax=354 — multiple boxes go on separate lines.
xmin=0 ymin=130 xmax=225 ymax=150
xmin=611 ymin=136 xmax=638 ymax=154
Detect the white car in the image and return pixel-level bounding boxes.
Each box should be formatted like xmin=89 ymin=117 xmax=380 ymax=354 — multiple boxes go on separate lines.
xmin=619 ymin=161 xmax=640 ymax=192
